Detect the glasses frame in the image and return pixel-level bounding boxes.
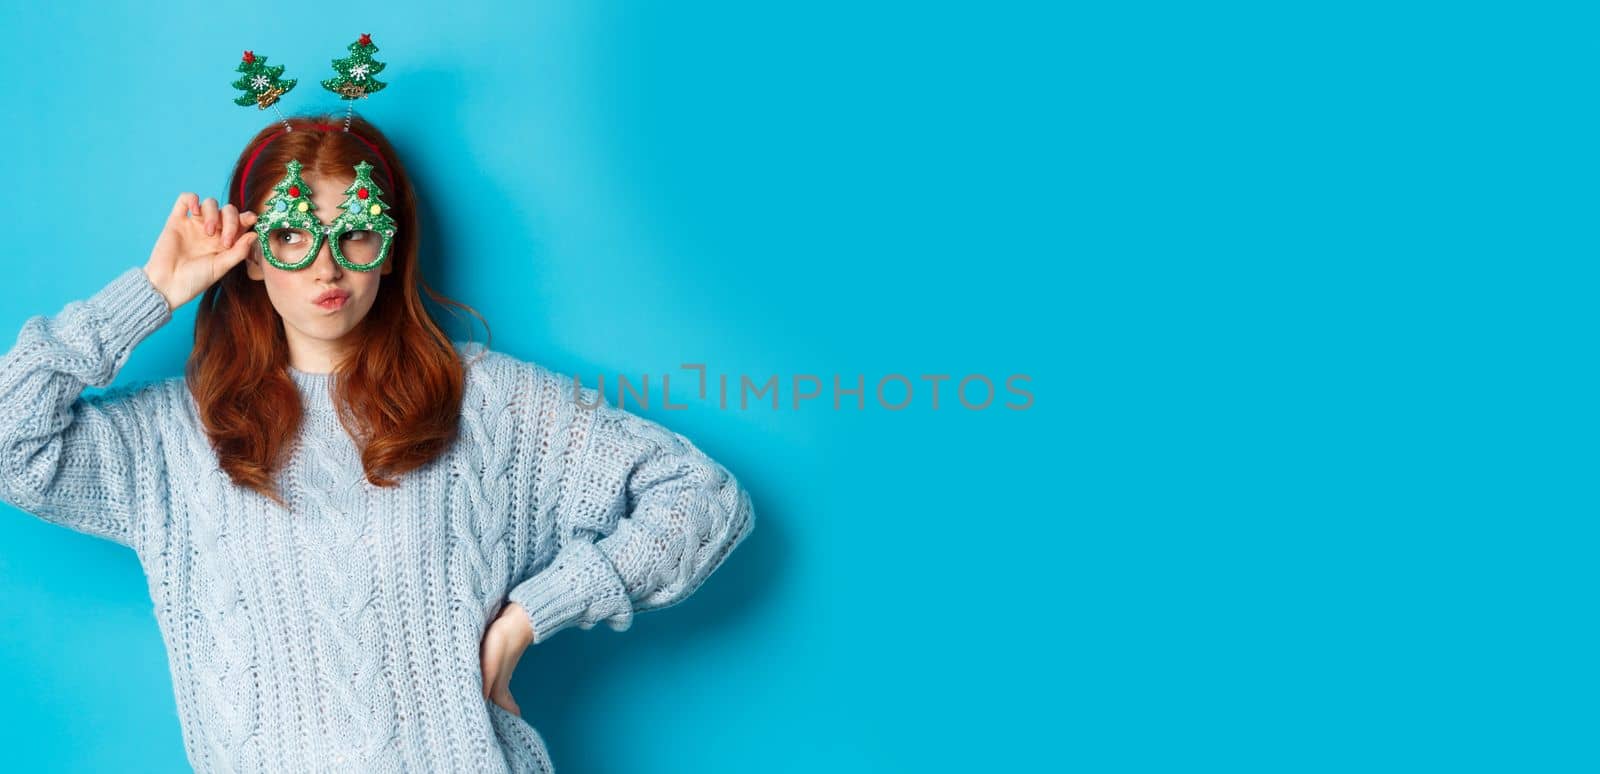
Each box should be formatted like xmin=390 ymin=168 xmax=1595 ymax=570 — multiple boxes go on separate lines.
xmin=257 ymin=217 xmax=397 ymax=272
xmin=253 ymin=159 xmax=399 ymax=272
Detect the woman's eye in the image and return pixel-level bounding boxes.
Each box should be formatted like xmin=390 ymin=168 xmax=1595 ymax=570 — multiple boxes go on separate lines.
xmin=345 ymin=231 xmax=368 ymax=242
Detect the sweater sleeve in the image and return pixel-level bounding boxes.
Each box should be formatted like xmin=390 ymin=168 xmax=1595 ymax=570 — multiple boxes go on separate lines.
xmin=505 ymin=369 xmax=755 ymax=645
xmin=0 ymin=266 xmax=174 ymax=550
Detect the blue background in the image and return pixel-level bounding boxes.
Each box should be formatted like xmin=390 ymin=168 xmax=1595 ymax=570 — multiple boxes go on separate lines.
xmin=0 ymin=1 xmax=1590 ymax=772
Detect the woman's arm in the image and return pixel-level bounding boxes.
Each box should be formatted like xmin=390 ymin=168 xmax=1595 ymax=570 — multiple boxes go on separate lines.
xmin=0 ymin=266 xmax=174 ymax=550
xmin=504 ymin=365 xmax=756 ymax=645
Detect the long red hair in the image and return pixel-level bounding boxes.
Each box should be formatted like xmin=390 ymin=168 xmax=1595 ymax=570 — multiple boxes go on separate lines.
xmin=190 ymin=112 xmax=490 ymax=507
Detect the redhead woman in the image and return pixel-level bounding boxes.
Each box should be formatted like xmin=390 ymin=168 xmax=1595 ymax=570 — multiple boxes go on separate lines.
xmin=0 ymin=113 xmax=754 ymax=773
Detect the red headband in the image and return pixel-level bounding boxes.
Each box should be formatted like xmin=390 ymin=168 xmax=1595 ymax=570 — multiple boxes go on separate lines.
xmin=236 ymin=122 xmax=394 ymax=208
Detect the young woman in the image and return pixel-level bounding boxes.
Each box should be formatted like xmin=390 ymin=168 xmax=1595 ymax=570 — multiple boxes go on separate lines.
xmin=0 ymin=113 xmax=754 ymax=773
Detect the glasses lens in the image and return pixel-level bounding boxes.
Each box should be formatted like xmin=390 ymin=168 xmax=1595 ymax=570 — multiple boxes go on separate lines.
xmin=267 ymin=228 xmax=316 ymax=265
xmin=338 ymin=229 xmax=385 ymax=265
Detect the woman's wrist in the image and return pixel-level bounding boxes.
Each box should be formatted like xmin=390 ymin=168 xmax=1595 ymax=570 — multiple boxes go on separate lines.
xmin=498 ymin=602 xmax=537 ymax=646
xmin=139 ymin=265 xmax=178 ymax=312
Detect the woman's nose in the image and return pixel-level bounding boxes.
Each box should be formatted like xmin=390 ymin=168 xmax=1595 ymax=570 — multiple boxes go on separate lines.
xmin=312 ymin=237 xmax=342 ymax=277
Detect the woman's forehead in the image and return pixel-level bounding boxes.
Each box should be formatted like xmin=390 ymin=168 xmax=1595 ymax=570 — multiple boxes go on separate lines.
xmin=300 ymin=172 xmax=355 ymax=193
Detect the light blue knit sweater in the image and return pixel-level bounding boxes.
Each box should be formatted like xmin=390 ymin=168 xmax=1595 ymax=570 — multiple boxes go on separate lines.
xmin=0 ymin=266 xmax=755 ymax=773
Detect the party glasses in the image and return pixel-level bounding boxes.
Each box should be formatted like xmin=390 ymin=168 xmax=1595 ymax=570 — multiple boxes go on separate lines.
xmin=254 ymin=159 xmax=398 ymax=272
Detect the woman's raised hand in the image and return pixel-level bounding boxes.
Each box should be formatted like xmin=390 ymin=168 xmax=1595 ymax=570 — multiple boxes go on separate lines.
xmin=142 ymin=192 xmax=259 ymax=312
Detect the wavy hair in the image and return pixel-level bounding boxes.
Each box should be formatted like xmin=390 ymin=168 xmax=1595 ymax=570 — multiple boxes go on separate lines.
xmin=189 ymin=112 xmax=489 ymax=508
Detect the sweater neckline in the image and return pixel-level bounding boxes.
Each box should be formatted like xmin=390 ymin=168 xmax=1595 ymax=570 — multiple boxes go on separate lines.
xmin=287 ymin=365 xmax=331 ymax=387
xmin=286 ymin=366 xmax=337 ymax=413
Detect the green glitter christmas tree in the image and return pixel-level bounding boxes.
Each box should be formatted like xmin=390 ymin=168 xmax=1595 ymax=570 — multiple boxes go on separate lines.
xmin=255 ymin=160 xmax=324 ymax=271
xmin=231 ymin=50 xmax=297 ymax=109
xmin=329 ymin=161 xmax=398 ymax=271
xmin=321 ymin=33 xmax=388 ymax=100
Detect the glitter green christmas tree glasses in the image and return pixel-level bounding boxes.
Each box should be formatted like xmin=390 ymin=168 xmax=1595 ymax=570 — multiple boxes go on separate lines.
xmin=254 ymin=159 xmax=398 ymax=272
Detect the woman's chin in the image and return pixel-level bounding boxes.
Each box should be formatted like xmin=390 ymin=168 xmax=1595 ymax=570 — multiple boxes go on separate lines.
xmin=286 ymin=317 xmax=359 ymax=343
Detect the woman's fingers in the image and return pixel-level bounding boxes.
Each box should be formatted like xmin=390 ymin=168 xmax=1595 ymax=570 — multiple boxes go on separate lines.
xmin=219 ymin=203 xmax=240 ymax=246
xmin=221 ymin=212 xmax=257 ymax=267
xmin=170 ymin=192 xmax=200 ymax=223
xmin=479 ymin=618 xmax=526 ymax=715
xmin=491 ymin=684 xmax=521 ymax=716
xmin=200 ymin=197 xmax=220 ymax=236
xmin=481 ymin=636 xmax=497 ymax=698
xmin=220 ymin=204 xmax=256 ymax=247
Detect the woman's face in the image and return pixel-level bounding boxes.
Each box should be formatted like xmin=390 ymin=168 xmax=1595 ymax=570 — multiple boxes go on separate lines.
xmin=244 ymin=171 xmax=392 ymax=351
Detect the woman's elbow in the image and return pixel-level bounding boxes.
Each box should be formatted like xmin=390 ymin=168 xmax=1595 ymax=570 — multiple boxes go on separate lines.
xmin=697 ymin=457 xmax=755 ymax=577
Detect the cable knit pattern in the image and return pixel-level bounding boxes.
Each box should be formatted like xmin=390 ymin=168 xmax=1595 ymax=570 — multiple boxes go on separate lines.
xmin=503 ymin=360 xmax=758 ymax=646
xmin=0 ymin=266 xmax=755 ymax=773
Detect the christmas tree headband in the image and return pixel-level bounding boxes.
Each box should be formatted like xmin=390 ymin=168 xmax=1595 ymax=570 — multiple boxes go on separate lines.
xmin=231 ymin=33 xmax=398 ymax=271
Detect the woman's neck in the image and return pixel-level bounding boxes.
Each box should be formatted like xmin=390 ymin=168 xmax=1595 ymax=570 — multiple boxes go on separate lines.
xmin=283 ymin=327 xmax=353 ymax=374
